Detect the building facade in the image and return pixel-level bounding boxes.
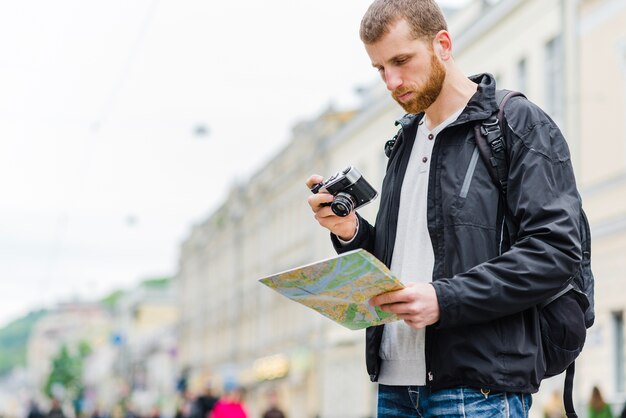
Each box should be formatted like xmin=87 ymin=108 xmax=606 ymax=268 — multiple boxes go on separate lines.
xmin=176 ymin=107 xmax=399 ymax=418
xmin=576 ymin=0 xmax=626 ymax=412
xmin=450 ymin=0 xmax=626 ymax=413
xmin=24 ymin=282 xmax=180 ymax=416
xmin=175 ymin=0 xmax=626 ymax=416
xmin=26 ymin=302 xmax=113 ymax=409
xmin=114 ymin=281 xmax=180 ymax=415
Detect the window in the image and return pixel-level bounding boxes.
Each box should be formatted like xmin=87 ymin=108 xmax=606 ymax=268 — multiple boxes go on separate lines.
xmin=613 ymin=310 xmax=625 ymax=393
xmin=545 ymin=36 xmax=564 ymax=124
xmin=517 ymin=58 xmax=528 ymax=94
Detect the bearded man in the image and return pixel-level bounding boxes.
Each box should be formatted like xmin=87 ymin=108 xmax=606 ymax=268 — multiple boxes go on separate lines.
xmin=306 ymin=0 xmax=583 ymax=417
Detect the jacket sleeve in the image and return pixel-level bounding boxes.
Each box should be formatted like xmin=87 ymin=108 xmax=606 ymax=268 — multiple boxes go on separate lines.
xmin=432 ymin=98 xmax=582 ymax=328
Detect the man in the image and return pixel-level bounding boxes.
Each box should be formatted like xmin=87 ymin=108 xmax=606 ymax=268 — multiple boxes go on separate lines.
xmin=27 ymin=400 xmax=44 ymax=418
xmin=47 ymin=399 xmax=66 ymax=418
xmin=306 ymin=0 xmax=582 ymax=416
xmin=261 ymin=390 xmax=286 ymax=418
xmin=193 ymin=381 xmax=219 ymax=418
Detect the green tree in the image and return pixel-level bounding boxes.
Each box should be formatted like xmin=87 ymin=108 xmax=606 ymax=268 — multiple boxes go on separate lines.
xmin=43 ymin=341 xmax=91 ymax=413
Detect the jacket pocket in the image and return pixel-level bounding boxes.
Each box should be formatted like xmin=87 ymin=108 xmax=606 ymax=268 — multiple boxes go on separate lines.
xmin=459 ymin=146 xmax=480 ymax=199
xmin=449 ymin=145 xmax=498 ymax=229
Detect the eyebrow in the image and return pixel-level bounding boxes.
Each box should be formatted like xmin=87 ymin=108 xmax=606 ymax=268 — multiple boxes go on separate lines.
xmin=372 ymin=53 xmax=413 ymax=68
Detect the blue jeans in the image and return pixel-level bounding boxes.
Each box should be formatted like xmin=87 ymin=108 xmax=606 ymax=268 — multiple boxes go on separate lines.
xmin=377 ymin=385 xmax=532 ymax=417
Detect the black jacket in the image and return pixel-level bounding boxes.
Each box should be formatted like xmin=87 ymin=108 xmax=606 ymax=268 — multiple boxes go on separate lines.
xmin=332 ymin=74 xmax=582 ymax=393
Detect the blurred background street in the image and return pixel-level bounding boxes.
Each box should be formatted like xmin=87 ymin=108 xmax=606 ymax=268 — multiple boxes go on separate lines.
xmin=1 ymin=0 xmax=625 ymax=417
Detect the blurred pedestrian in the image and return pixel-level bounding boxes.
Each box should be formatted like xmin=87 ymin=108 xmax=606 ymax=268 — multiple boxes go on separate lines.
xmin=589 ymin=386 xmax=613 ymax=418
xmin=90 ymin=408 xmax=102 ymax=418
xmin=210 ymin=384 xmax=247 ymax=418
xmin=122 ymin=402 xmax=139 ymax=418
xmin=182 ymin=391 xmax=197 ymax=418
xmin=47 ymin=399 xmax=66 ymax=418
xmin=174 ymin=392 xmax=191 ymax=418
xmin=27 ymin=400 xmax=44 ymax=418
xmin=193 ymin=381 xmax=219 ymax=418
xmin=177 ymin=367 xmax=190 ymax=394
xmin=261 ymin=389 xmax=285 ymax=418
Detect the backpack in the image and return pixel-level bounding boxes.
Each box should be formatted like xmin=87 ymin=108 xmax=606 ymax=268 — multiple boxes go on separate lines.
xmin=475 ymin=89 xmax=595 ymax=418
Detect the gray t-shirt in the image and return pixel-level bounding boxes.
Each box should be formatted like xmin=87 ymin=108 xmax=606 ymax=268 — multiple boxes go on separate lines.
xmin=378 ymin=108 xmax=463 ymax=386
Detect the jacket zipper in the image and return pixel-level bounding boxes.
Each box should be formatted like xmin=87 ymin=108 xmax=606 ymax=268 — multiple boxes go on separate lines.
xmin=385 ymin=116 xmax=418 ymax=264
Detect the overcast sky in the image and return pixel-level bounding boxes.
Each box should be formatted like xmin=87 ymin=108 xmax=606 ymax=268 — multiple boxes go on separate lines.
xmin=0 ymin=0 xmax=468 ymax=328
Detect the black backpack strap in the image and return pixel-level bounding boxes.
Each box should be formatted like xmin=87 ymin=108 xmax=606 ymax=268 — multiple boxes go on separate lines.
xmin=385 ymin=113 xmax=417 ymax=158
xmin=473 ymin=89 xmax=526 ymax=197
xmin=564 ymin=362 xmax=577 ymax=418
xmin=474 ymin=90 xmax=525 ymax=247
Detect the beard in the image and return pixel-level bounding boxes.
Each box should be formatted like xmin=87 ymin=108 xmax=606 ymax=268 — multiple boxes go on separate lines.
xmin=392 ymin=52 xmax=446 ymax=114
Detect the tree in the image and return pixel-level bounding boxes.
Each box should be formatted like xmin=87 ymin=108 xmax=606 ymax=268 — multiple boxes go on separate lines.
xmin=43 ymin=341 xmax=91 ymax=415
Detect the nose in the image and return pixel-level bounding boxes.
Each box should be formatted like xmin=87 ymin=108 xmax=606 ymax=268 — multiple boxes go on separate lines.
xmin=384 ymin=68 xmax=403 ymax=91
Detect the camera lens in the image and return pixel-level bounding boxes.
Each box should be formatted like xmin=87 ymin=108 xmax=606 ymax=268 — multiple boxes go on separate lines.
xmin=331 ymin=193 xmax=356 ymax=217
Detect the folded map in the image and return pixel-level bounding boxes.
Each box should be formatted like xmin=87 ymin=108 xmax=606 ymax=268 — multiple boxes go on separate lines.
xmin=259 ymin=249 xmax=404 ymax=330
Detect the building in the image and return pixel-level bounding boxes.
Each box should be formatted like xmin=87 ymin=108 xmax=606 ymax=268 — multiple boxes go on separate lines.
xmin=113 ymin=279 xmax=179 ymax=415
xmin=449 ymin=0 xmax=626 ymax=413
xmin=176 ymin=108 xmax=392 ymax=418
xmin=175 ymin=0 xmax=626 ymax=416
xmin=24 ymin=281 xmax=180 ymax=415
xmin=27 ymin=302 xmax=112 ymax=407
xmin=576 ymin=0 xmax=626 ymax=413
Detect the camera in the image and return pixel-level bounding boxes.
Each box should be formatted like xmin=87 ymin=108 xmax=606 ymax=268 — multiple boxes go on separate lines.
xmin=310 ymin=166 xmax=378 ymax=217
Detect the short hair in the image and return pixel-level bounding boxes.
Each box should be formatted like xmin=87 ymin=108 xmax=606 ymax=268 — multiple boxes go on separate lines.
xmin=360 ymin=0 xmax=448 ymax=44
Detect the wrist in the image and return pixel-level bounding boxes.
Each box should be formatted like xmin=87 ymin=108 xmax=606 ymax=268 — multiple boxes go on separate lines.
xmin=337 ymin=218 xmax=359 ymax=244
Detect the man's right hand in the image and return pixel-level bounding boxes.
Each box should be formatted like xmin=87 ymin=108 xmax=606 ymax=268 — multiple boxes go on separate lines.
xmin=306 ymin=174 xmax=358 ymax=241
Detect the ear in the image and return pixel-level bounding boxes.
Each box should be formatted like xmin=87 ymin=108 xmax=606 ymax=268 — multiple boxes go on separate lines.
xmin=433 ymin=30 xmax=452 ymax=61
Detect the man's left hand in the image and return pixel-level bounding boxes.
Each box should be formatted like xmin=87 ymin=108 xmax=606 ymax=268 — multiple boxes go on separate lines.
xmin=369 ymin=282 xmax=440 ymax=329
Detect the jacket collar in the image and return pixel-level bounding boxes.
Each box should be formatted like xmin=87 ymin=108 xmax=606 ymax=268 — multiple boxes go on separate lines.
xmin=454 ymin=73 xmax=499 ymax=126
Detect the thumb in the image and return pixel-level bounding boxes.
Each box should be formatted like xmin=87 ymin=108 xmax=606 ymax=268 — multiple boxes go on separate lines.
xmin=306 ymin=174 xmax=324 ymax=189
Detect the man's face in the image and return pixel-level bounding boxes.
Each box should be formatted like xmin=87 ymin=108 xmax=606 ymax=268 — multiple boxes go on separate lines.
xmin=365 ymin=19 xmax=446 ymax=114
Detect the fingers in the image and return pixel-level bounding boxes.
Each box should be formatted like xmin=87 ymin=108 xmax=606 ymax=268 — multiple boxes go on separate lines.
xmin=307 ymin=193 xmax=334 ymax=212
xmin=306 ymin=174 xmax=333 ymax=213
xmin=369 ymin=283 xmax=440 ymax=329
xmin=369 ymin=287 xmax=414 ymax=307
xmin=377 ymin=301 xmax=418 ymax=316
xmin=305 ymin=174 xmax=324 ymax=190
xmin=315 ymin=210 xmax=358 ymax=240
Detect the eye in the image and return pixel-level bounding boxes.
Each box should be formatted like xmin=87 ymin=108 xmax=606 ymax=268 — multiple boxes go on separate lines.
xmin=372 ymin=68 xmax=385 ymax=82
